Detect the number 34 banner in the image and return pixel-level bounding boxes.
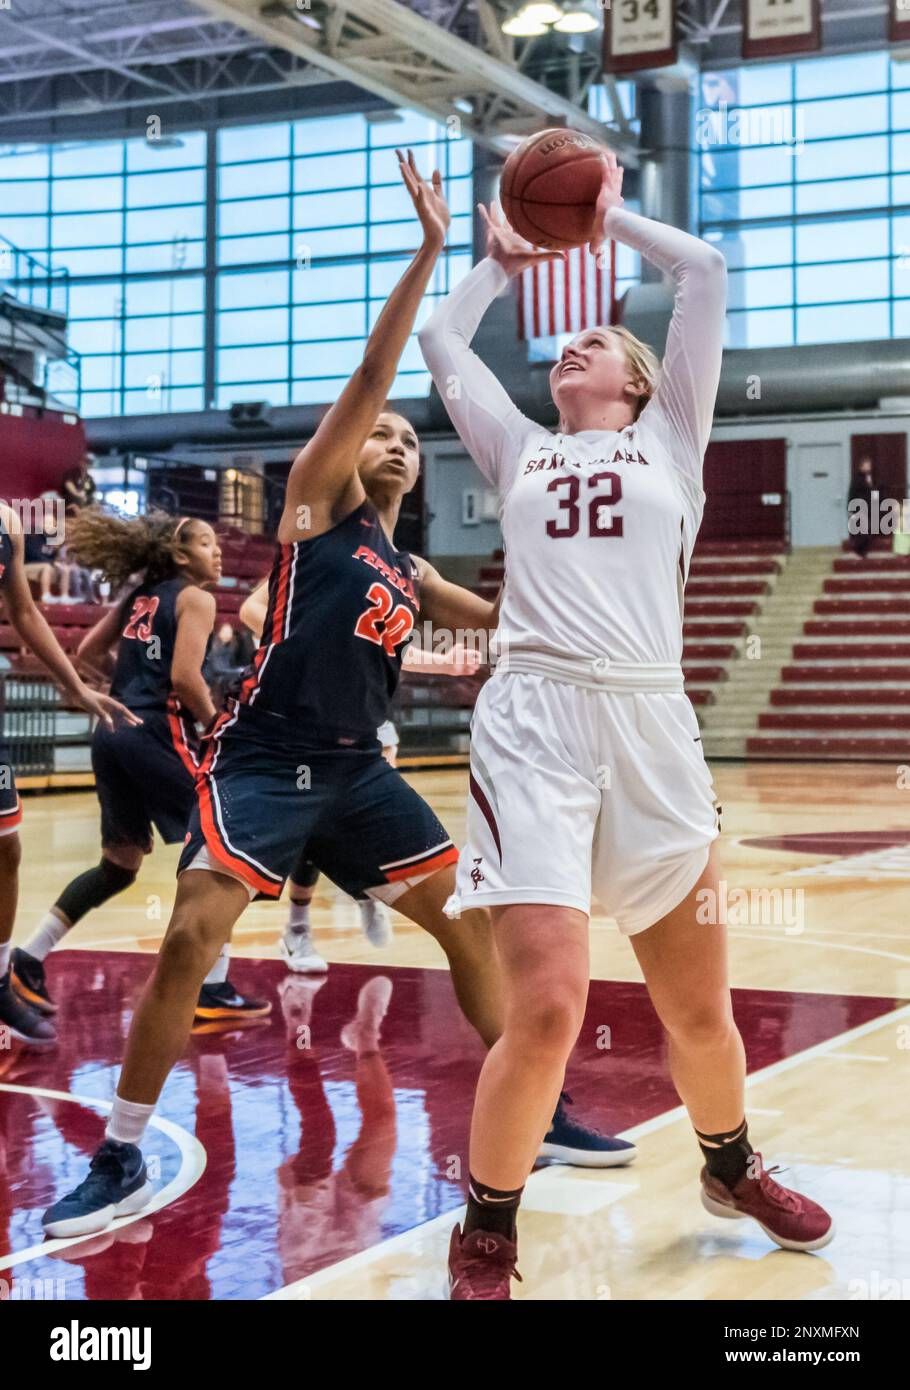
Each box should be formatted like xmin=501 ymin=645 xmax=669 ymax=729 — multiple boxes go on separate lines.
xmin=603 ymin=0 xmax=677 ymax=75
xmin=742 ymin=0 xmax=821 ymax=59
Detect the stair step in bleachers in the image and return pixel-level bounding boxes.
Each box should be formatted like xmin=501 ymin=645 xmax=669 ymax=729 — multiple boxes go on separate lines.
xmin=782 ymin=663 xmax=910 ymax=682
xmin=746 ymin=735 xmax=910 ymax=758
xmin=693 ymin=541 xmax=783 ymax=554
xmin=833 ymin=556 xmax=910 ymax=573
xmin=804 ymin=620 xmax=910 ymax=636
xmin=683 ymin=665 xmax=727 ymax=683
xmin=794 ymin=642 xmax=910 ymax=659
xmin=771 ymin=686 xmax=910 ymax=705
xmin=815 ymin=598 xmax=910 ymax=614
xmin=684 ymin=579 xmax=769 ymax=596
xmin=683 ymin=620 xmax=747 ymax=638
xmin=759 ymin=710 xmax=910 ymax=730
xmin=684 ymin=600 xmax=758 ymax=617
xmin=687 ymin=557 xmax=780 ymax=578
xmin=683 ymin=643 xmax=736 ymax=660
xmin=824 ymin=575 xmax=910 ymax=593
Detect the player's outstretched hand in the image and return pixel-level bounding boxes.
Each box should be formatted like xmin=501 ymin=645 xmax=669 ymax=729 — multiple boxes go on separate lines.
xmin=77 ymin=688 xmax=143 ymax=731
xmin=589 ymin=149 xmax=624 ymax=256
xmin=479 ymin=202 xmax=566 ymax=278
xmin=397 ymin=148 xmax=451 ymax=252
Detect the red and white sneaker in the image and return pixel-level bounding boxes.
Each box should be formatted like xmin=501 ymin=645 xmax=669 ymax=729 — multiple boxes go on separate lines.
xmin=447 ymin=1224 xmax=521 ymax=1300
xmin=701 ymin=1153 xmax=834 ymax=1252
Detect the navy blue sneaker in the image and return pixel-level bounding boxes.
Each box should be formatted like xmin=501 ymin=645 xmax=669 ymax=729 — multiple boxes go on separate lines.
xmin=0 ymin=968 xmax=56 ymax=1045
xmin=42 ymin=1139 xmax=153 ymax=1239
xmin=538 ymin=1092 xmax=637 ymax=1168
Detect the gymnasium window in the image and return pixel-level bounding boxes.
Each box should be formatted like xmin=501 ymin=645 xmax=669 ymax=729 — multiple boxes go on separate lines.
xmin=0 ymin=113 xmax=472 ymax=417
xmin=699 ymin=51 xmax=910 ymax=348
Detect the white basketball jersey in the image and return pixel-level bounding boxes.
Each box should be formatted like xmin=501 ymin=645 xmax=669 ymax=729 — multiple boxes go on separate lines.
xmin=493 ymin=419 xmax=703 ymax=667
xmin=419 ymin=209 xmax=727 ymax=680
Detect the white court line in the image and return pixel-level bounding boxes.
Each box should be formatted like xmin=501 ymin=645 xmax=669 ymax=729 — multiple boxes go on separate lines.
xmin=264 ymin=1000 xmax=910 ymax=1300
xmin=821 ymin=1053 xmax=890 ymax=1063
xmin=0 ymin=1084 xmax=207 ymax=1271
xmin=732 ymin=929 xmax=910 ymax=967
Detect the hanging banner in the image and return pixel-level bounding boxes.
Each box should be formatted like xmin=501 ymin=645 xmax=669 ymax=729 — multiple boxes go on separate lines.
xmin=603 ymin=0 xmax=677 ymax=75
xmin=891 ymin=0 xmax=910 ymax=44
xmin=743 ymin=0 xmax=821 ymax=59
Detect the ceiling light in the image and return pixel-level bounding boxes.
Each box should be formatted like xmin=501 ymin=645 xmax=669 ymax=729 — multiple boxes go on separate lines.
xmin=502 ymin=13 xmax=548 ymax=36
xmin=521 ymin=2 xmax=564 ymax=21
xmin=554 ymin=6 xmax=600 ymax=34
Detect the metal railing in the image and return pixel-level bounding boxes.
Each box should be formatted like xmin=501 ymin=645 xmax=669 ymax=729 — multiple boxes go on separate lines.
xmin=0 ymin=235 xmax=70 ymax=318
xmin=0 ymin=674 xmax=57 ymax=779
xmin=128 ymin=453 xmax=286 ymax=536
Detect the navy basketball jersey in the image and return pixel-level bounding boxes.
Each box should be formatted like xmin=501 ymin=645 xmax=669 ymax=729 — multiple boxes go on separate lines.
xmin=239 ymin=501 xmax=419 ymax=744
xmin=110 ymin=576 xmax=192 ymax=713
xmin=0 ymin=517 xmax=12 ymax=594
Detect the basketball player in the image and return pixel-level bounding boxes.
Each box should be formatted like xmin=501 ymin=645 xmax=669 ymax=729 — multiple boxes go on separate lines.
xmin=240 ymin=575 xmax=482 ymax=974
xmin=238 ymin=575 xmax=401 ymax=966
xmin=10 ymin=510 xmax=269 ymax=1031
xmin=43 ymin=151 xmax=632 ymax=1241
xmin=419 ymin=154 xmax=834 ymax=1299
xmin=0 ymin=501 xmax=138 ymax=1044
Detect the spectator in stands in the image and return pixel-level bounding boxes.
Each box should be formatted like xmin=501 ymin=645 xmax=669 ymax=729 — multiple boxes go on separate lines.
xmin=150 ymin=482 xmax=180 ymax=515
xmin=205 ymin=621 xmax=255 ymax=702
xmin=23 ymin=529 xmax=63 ymax=604
xmin=60 ymin=454 xmax=97 ymax=516
xmin=847 ymin=456 xmax=877 ymax=559
xmin=54 ymin=539 xmax=96 ymax=605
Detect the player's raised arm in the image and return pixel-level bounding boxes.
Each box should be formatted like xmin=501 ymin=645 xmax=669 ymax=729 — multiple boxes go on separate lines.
xmin=591 ymin=161 xmax=727 ymax=480
xmin=419 ymin=206 xmax=561 ymax=491
xmin=280 ymin=151 xmax=450 ymax=545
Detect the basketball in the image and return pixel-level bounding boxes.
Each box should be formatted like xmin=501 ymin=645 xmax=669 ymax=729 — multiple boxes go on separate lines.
xmin=500 ymin=127 xmax=608 ymax=250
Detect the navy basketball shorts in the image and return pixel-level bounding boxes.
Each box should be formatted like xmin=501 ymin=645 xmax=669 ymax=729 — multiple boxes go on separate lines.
xmin=179 ymin=711 xmax=458 ymax=902
xmin=0 ymin=735 xmax=22 ymax=837
xmin=92 ymin=704 xmax=200 ymax=852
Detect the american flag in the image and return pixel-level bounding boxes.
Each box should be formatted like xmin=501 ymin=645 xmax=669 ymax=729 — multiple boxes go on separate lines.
xmin=516 ymin=242 xmax=617 ymax=340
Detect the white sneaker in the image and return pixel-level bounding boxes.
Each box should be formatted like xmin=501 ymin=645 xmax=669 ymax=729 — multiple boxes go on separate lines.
xmin=340 ymin=975 xmax=393 ymax=1054
xmin=278 ymin=974 xmax=326 ymax=1036
xmin=279 ymin=930 xmax=328 ymax=975
xmin=358 ymin=898 xmax=393 ymax=948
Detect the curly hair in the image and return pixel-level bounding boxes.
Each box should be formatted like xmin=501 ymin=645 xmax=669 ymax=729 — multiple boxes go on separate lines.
xmin=66 ymin=507 xmax=201 ymax=594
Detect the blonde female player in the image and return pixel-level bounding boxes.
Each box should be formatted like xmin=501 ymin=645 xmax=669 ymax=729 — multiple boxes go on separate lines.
xmin=420 ymin=153 xmax=834 ymax=1299
xmin=43 ymin=153 xmax=629 ymax=1243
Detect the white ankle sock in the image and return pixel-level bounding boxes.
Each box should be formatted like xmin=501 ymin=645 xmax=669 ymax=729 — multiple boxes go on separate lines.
xmin=286 ymin=901 xmax=311 ymax=934
xmin=0 ymin=942 xmax=10 ymax=977
xmin=24 ymin=910 xmax=71 ymax=962
xmin=203 ymin=944 xmax=230 ymax=987
xmin=106 ymin=1095 xmax=155 ymax=1146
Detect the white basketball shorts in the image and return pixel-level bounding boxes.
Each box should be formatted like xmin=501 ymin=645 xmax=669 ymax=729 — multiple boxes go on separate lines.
xmin=448 ymin=671 xmax=719 ymax=935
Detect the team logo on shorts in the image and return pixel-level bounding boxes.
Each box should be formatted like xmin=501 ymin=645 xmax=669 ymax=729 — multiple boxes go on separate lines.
xmin=470 ymin=857 xmax=485 ymax=890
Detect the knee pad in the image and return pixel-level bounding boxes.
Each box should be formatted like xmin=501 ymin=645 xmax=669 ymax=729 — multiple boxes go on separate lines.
xmin=288 ymin=851 xmax=320 ymax=891
xmin=56 ymin=859 xmax=138 ymax=926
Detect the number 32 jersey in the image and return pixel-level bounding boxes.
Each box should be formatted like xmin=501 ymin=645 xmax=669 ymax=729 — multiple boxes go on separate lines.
xmin=493 ymin=425 xmax=703 ymax=667
xmin=238 ymin=501 xmax=419 ymax=746
xmin=419 ymin=211 xmax=727 ymax=673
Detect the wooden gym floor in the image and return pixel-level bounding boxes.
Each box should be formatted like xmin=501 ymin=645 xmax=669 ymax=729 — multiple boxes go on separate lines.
xmin=1 ymin=761 xmax=908 ymax=1300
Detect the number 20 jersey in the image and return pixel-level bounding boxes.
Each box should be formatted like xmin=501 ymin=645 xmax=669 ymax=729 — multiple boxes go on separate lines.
xmin=237 ymin=500 xmax=419 ymax=746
